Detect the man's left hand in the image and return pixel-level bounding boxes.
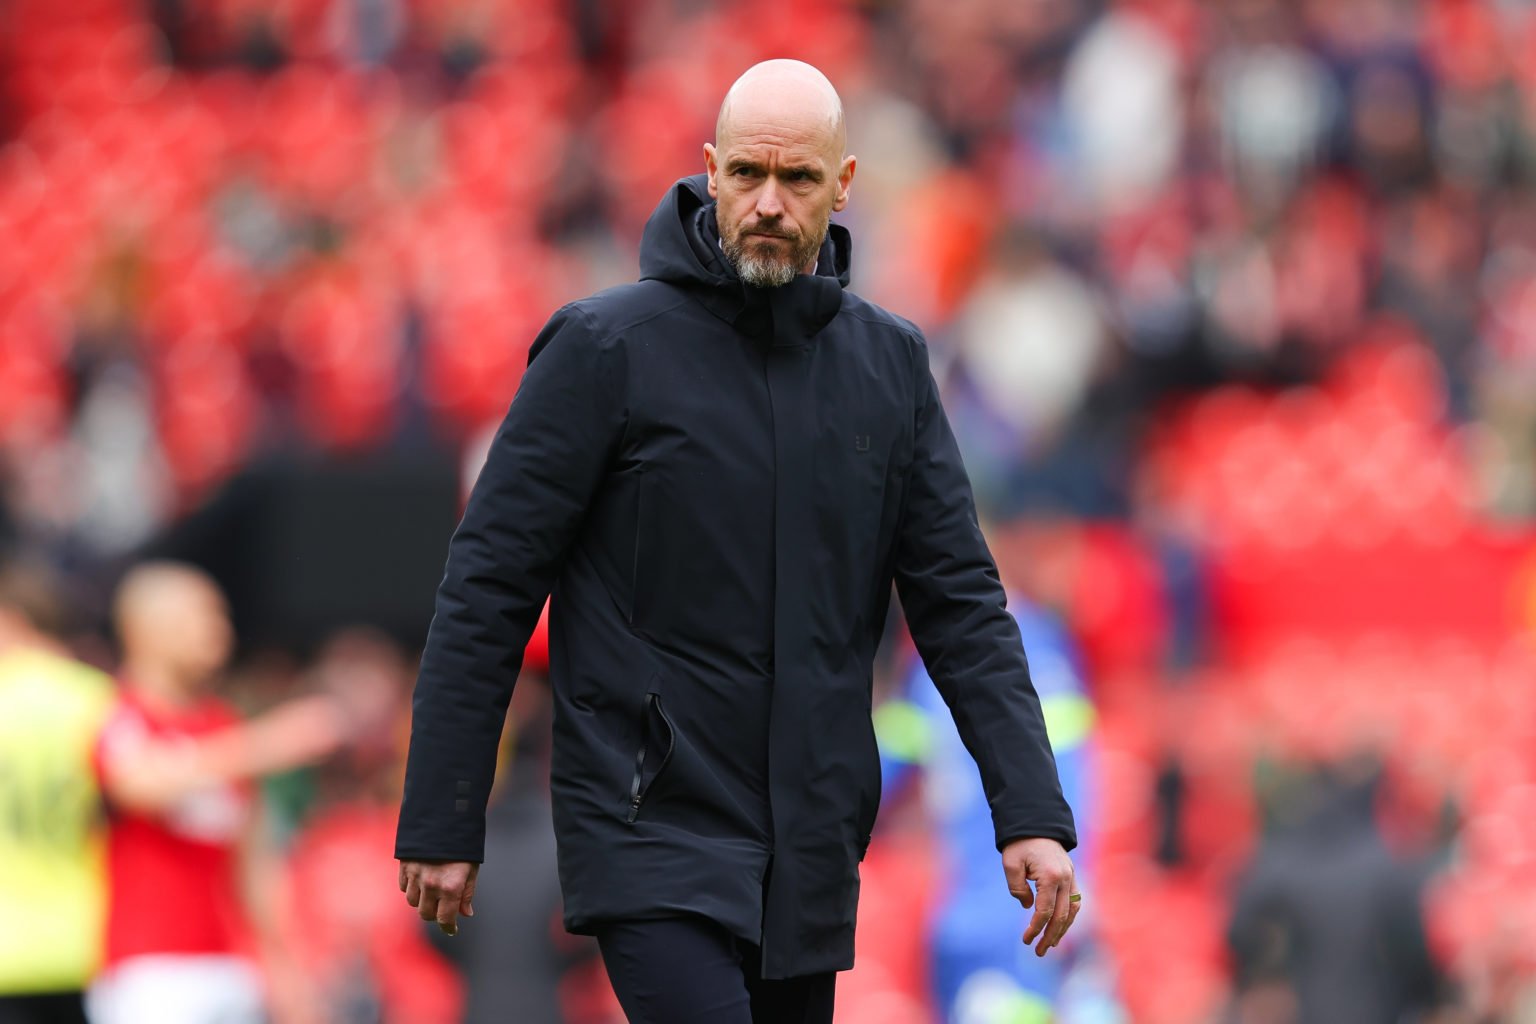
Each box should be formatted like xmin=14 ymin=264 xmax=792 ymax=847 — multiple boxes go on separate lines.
xmin=1002 ymin=836 xmax=1080 ymax=957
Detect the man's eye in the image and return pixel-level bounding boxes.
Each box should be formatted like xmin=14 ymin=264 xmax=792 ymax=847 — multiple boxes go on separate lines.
xmin=789 ymin=170 xmax=810 ymax=181
xmin=732 ymin=167 xmax=756 ymax=177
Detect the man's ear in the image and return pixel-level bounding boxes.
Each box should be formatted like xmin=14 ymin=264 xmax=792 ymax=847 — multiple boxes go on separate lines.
xmin=704 ymin=143 xmax=719 ymax=199
xmin=833 ymin=155 xmax=856 ymax=212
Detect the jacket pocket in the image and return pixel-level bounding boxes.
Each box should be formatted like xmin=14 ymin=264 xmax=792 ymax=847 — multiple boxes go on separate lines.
xmin=625 ymin=689 xmax=675 ymax=824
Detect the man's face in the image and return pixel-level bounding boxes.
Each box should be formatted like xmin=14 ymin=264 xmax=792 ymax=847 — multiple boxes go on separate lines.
xmin=705 ymin=116 xmax=855 ymax=288
xmin=161 ymin=580 xmax=234 ymax=686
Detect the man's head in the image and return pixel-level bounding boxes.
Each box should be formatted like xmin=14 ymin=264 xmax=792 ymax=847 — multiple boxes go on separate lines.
xmin=0 ymin=561 xmax=69 ymax=655
xmin=705 ymin=60 xmax=856 ymax=288
xmin=114 ymin=562 xmax=233 ymax=695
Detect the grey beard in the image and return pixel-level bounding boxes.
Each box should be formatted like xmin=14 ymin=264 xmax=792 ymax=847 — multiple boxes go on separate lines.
xmin=728 ymin=247 xmax=800 ymax=288
xmin=720 ymin=222 xmax=827 ymax=289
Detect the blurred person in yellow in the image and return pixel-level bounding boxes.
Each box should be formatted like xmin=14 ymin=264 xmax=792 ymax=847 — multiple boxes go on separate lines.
xmin=87 ymin=563 xmax=346 ymax=1024
xmin=0 ymin=563 xmax=113 ymax=1024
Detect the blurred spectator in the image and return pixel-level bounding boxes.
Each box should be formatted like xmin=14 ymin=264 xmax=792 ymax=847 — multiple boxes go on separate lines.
xmin=1151 ymin=755 xmax=1189 ymax=869
xmin=1208 ymin=31 xmax=1334 ymax=207
xmin=956 ymin=228 xmax=1109 ymax=457
xmin=947 ymin=226 xmax=1119 ymax=516
xmin=877 ymin=596 xmax=1120 ymax=1024
xmin=1060 ymin=9 xmax=1183 ymax=217
xmin=88 ymin=563 xmax=344 ymax=1024
xmin=0 ymin=563 xmax=113 ymax=1024
xmin=1227 ymin=754 xmax=1447 ymax=1024
xmin=1376 ymin=190 xmax=1481 ymax=419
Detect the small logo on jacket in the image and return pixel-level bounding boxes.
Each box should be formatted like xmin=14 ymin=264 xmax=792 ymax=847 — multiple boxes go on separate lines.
xmin=854 ymin=434 xmax=870 ymax=452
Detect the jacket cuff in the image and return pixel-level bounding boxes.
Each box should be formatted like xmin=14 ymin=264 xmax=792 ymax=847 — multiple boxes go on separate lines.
xmin=995 ymin=828 xmax=1078 ymax=853
xmin=993 ymin=807 xmax=1078 ymax=853
xmin=395 ymin=819 xmax=486 ymax=864
xmin=394 ymin=848 xmax=485 ymax=864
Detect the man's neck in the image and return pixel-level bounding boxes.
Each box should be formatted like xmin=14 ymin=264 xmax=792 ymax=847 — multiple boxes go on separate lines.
xmin=0 ymin=626 xmax=64 ymax=659
xmin=121 ymin=661 xmax=202 ymax=712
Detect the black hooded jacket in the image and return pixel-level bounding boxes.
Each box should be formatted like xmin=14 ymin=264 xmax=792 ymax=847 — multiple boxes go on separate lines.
xmin=396 ymin=175 xmax=1076 ymax=978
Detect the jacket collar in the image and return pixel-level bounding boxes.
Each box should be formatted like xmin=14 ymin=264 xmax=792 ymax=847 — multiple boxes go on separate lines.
xmin=639 ymin=175 xmax=850 ymax=348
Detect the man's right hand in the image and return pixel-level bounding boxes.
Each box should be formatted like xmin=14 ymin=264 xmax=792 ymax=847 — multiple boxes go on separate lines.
xmin=399 ymin=860 xmax=479 ymax=936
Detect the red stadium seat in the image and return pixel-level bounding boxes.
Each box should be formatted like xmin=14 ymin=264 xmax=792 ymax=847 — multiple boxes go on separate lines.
xmin=154 ymin=336 xmax=259 ymax=499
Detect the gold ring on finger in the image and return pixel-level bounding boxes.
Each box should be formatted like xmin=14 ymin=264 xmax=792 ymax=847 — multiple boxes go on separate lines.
xmin=1069 ymin=892 xmax=1082 ymax=903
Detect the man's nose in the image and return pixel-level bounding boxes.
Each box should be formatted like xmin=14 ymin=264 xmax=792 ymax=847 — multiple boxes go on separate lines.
xmin=755 ymin=179 xmax=783 ymax=218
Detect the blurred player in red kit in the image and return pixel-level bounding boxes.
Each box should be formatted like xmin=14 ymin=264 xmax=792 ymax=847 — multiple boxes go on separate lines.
xmin=88 ymin=563 xmax=344 ymax=1024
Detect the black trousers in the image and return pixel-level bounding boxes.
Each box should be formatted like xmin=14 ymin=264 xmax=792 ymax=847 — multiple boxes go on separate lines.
xmin=0 ymin=993 xmax=88 ymax=1024
xmin=596 ymin=916 xmax=836 ymax=1024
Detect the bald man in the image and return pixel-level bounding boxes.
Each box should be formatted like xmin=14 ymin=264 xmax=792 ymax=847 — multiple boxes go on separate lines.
xmin=397 ymin=60 xmax=1079 ymax=1023
xmin=90 ymin=564 xmax=342 ymax=1024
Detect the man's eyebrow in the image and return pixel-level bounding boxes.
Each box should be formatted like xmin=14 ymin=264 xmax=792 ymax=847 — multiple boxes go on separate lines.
xmin=724 ymin=156 xmax=761 ymax=171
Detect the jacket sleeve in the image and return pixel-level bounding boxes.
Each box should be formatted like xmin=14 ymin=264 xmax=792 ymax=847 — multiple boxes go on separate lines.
xmin=892 ymin=336 xmax=1077 ymax=852
xmin=396 ymin=303 xmax=624 ymax=862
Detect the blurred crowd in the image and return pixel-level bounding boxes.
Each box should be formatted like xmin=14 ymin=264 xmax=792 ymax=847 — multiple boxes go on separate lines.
xmin=6 ymin=0 xmax=1536 ymax=543
xmin=4 ymin=0 xmax=1536 ymax=1021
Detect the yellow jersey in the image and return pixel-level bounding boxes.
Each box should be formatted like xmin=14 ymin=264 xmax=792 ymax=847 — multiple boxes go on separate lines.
xmin=0 ymin=647 xmax=114 ymax=994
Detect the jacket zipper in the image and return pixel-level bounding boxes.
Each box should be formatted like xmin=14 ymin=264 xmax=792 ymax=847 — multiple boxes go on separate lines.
xmin=626 ymin=708 xmax=649 ymax=823
xmin=627 ymin=693 xmax=672 ymax=823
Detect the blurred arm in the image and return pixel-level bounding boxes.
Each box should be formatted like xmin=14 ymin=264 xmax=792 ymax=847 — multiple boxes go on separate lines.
xmin=98 ymin=695 xmax=344 ymax=816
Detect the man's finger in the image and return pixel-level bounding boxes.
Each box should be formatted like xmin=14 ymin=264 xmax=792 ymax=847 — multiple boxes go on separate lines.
xmin=1040 ymin=884 xmax=1075 ymax=954
xmin=404 ymin=872 xmax=422 ymax=908
xmin=1062 ymin=897 xmax=1083 ymax=939
xmin=1043 ymin=896 xmax=1083 ymax=955
xmin=435 ymin=893 xmax=461 ymax=936
xmin=417 ymin=888 xmax=440 ymax=924
xmin=461 ymin=868 xmax=477 ymax=918
xmin=1008 ymin=884 xmax=1034 ymax=910
xmin=1022 ymin=879 xmax=1058 ymax=948
xmin=398 ymin=863 xmax=408 ymax=893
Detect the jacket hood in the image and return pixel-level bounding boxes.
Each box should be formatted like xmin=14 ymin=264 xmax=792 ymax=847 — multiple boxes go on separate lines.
xmin=638 ymin=174 xmax=850 ymax=345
